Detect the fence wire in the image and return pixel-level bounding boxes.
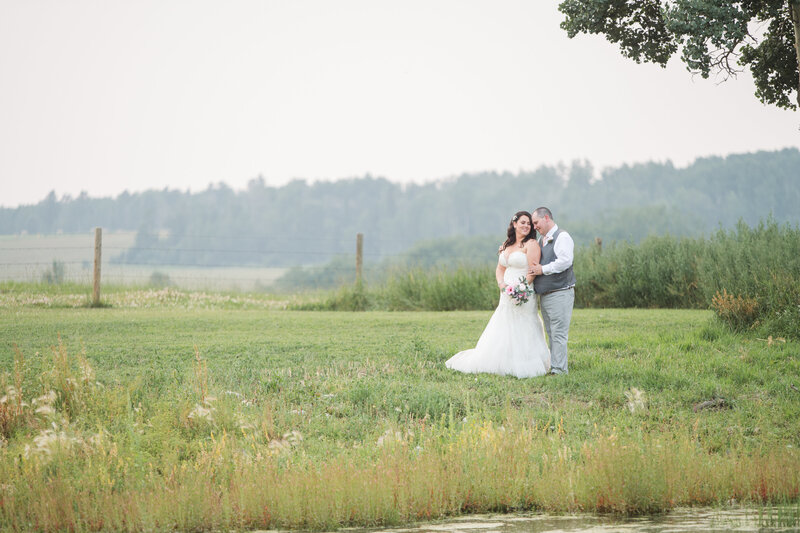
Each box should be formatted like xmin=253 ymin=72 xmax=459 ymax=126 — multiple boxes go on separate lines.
xmin=0 ymin=232 xmax=495 ymax=289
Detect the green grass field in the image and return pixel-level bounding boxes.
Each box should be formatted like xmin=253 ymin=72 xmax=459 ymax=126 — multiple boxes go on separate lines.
xmin=1 ymin=291 xmax=799 ymax=531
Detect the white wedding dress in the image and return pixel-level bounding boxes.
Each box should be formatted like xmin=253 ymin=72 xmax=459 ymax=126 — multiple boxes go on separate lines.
xmin=446 ymin=250 xmax=551 ymax=378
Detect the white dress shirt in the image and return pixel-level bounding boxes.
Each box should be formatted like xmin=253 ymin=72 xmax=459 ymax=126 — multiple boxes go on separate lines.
xmin=540 ymin=224 xmax=574 ymax=276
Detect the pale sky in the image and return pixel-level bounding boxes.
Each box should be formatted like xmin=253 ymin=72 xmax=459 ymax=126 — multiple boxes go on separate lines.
xmin=1 ymin=0 xmax=798 ymax=208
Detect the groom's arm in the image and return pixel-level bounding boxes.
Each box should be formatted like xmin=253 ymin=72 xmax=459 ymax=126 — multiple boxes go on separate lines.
xmin=541 ymin=232 xmax=574 ymax=275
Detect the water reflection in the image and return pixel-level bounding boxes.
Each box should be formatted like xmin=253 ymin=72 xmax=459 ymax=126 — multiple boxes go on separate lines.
xmin=352 ymin=508 xmax=799 ymax=533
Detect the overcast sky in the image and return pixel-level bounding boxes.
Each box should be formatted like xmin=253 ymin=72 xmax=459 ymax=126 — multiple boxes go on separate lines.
xmin=1 ymin=1 xmax=798 ymax=208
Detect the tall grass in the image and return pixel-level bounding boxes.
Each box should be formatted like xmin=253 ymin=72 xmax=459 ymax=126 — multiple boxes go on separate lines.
xmin=296 ymin=266 xmax=499 ymax=312
xmin=299 ymin=220 xmax=800 ymax=338
xmin=3 ymin=425 xmax=800 ymax=531
xmin=699 ymin=220 xmax=800 ymax=338
xmin=377 ymin=266 xmax=498 ymax=311
xmin=575 ymin=236 xmax=706 ymax=309
xmin=575 ymin=219 xmax=800 ymax=337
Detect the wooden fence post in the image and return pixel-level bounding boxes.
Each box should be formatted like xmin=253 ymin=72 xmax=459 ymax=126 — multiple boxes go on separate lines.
xmin=93 ymin=227 xmax=102 ymax=306
xmin=355 ymin=233 xmax=363 ymax=284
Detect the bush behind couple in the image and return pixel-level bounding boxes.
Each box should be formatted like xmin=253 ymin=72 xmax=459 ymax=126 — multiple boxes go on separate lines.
xmin=445 ymin=207 xmax=574 ymax=378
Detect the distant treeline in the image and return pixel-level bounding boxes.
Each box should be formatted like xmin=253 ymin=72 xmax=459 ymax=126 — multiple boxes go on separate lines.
xmin=2 ymin=149 xmax=798 ymax=267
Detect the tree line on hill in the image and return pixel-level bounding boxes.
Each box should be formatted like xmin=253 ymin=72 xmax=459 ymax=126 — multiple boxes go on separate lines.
xmin=1 ymin=148 xmax=798 ymax=267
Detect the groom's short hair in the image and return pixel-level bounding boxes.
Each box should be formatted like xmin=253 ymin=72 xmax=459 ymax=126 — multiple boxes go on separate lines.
xmin=533 ymin=207 xmax=553 ymax=220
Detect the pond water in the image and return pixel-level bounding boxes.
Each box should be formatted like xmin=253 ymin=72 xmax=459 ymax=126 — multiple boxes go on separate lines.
xmin=345 ymin=508 xmax=800 ymax=533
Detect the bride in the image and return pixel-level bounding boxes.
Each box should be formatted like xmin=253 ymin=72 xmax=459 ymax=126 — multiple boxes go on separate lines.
xmin=445 ymin=211 xmax=551 ymax=378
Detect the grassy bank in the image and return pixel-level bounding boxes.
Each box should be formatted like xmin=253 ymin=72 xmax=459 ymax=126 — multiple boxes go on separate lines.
xmin=1 ymin=299 xmax=799 ymax=531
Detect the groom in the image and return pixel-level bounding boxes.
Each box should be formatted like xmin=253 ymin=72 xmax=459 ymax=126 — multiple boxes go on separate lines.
xmin=529 ymin=207 xmax=575 ymax=375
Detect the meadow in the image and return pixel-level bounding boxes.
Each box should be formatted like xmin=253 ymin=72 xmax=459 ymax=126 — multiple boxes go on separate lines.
xmin=1 ymin=285 xmax=799 ymax=531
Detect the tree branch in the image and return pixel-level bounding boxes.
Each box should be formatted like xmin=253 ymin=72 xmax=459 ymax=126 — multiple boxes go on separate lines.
xmin=790 ymin=0 xmax=800 ymax=106
xmin=709 ymin=46 xmax=743 ymax=80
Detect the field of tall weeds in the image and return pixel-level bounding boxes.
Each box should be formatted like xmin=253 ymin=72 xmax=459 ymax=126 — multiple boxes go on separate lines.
xmin=304 ymin=219 xmax=800 ymax=339
xmin=577 ymin=219 xmax=800 ymax=339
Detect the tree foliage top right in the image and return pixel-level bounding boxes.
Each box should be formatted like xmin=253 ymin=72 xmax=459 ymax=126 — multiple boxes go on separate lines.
xmin=559 ymin=0 xmax=800 ymax=109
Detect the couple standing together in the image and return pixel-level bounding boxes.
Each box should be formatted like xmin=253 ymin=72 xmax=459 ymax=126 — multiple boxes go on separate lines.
xmin=446 ymin=207 xmax=575 ymax=378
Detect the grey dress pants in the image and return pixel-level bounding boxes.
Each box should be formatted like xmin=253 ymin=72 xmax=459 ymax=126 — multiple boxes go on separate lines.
xmin=539 ymin=288 xmax=574 ymax=374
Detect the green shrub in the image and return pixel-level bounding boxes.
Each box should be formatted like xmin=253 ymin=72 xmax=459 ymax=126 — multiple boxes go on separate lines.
xmin=379 ymin=266 xmax=497 ymax=311
xmin=575 ymin=236 xmax=705 ymax=309
xmin=576 ymin=218 xmax=800 ymax=338
xmin=325 ymin=282 xmax=369 ymax=311
xmin=296 ymin=267 xmax=499 ymax=312
xmin=711 ymin=289 xmax=759 ymax=331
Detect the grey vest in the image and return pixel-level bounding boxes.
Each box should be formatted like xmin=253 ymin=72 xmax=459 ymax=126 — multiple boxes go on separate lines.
xmin=533 ymin=228 xmax=576 ymax=295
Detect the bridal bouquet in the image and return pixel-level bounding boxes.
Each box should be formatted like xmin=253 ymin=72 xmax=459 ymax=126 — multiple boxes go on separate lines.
xmin=504 ymin=276 xmax=534 ymax=306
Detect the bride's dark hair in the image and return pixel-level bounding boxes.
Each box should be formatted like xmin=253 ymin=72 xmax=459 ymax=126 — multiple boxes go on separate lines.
xmin=499 ymin=210 xmax=535 ymax=253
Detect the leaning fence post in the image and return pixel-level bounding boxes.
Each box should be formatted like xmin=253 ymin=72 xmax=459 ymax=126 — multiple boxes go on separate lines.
xmin=355 ymin=233 xmax=363 ymax=285
xmin=92 ymin=227 xmax=102 ymax=306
